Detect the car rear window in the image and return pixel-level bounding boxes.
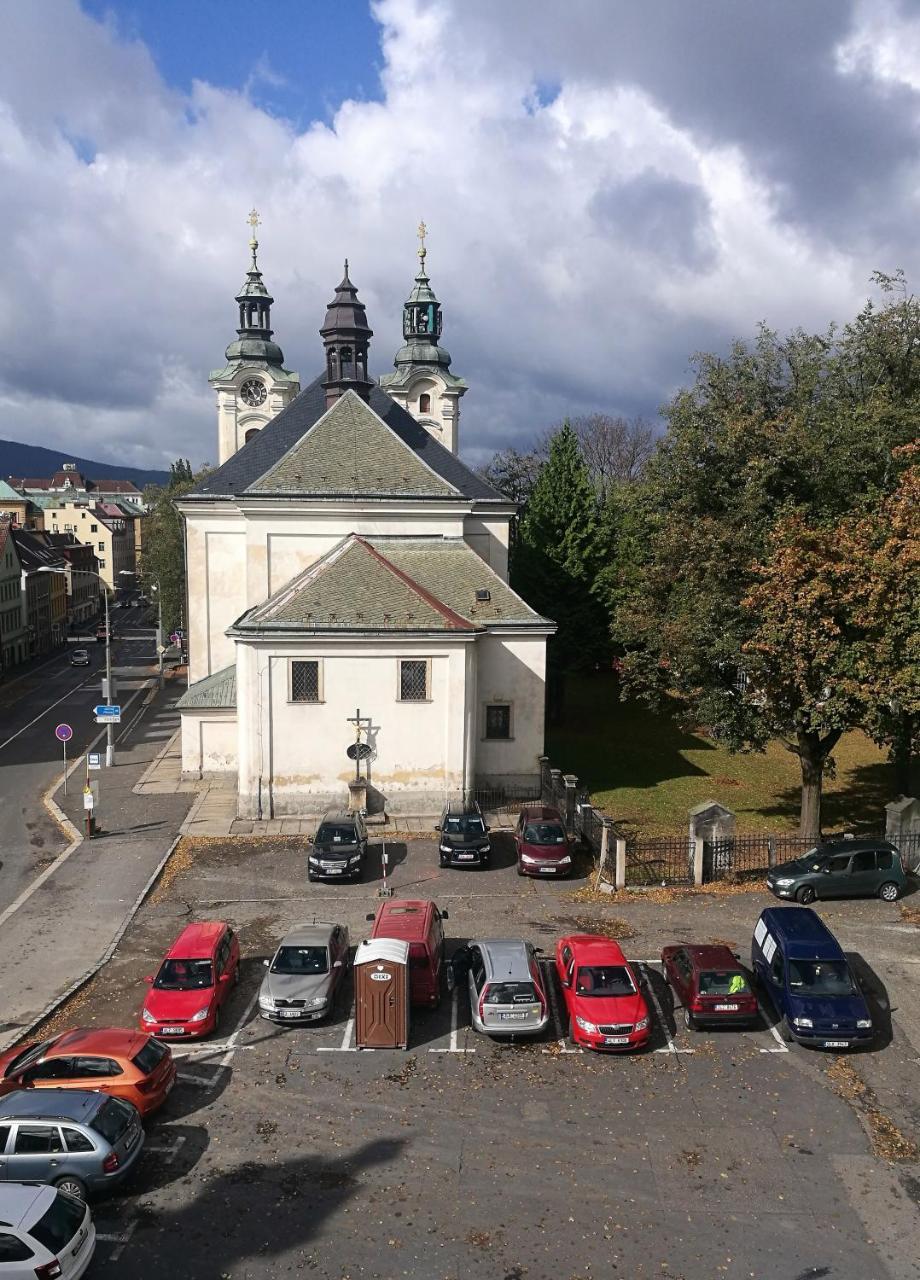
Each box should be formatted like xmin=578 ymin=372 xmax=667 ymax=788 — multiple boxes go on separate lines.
xmin=30 ymin=1191 xmax=85 ymax=1254
xmin=575 ymin=965 xmax=635 ymax=996
xmin=131 ymin=1038 xmax=167 ymax=1075
xmin=316 ymin=824 xmax=356 ymax=843
xmin=3 ymin=1038 xmax=55 ymax=1076
xmin=523 ymin=823 xmax=566 ymax=844
xmin=700 ymin=970 xmax=750 ymax=995
xmin=485 ymin=982 xmax=536 ymax=1005
xmin=91 ymin=1097 xmax=135 ymax=1145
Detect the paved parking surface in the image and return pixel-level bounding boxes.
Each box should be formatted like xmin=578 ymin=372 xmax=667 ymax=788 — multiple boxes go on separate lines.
xmin=31 ymin=834 xmax=920 ymax=1280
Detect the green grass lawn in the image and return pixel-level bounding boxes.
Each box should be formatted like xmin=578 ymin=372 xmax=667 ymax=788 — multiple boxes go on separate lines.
xmin=546 ymin=673 xmax=905 ymax=835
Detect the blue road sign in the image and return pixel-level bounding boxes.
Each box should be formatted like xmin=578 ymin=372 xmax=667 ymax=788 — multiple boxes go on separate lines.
xmin=94 ymin=705 xmax=121 ymax=719
xmin=55 ymin=723 xmax=73 ymax=742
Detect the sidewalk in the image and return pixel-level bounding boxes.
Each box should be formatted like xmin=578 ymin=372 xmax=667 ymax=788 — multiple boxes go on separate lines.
xmin=0 ymin=682 xmax=198 ymax=1052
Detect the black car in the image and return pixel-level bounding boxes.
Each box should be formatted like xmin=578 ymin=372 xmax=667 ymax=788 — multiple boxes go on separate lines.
xmin=766 ymin=838 xmax=907 ymax=904
xmin=436 ymin=800 xmax=491 ymax=868
xmin=308 ymin=810 xmax=368 ymax=882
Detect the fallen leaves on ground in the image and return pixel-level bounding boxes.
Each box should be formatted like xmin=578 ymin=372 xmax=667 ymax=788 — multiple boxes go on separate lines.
xmin=899 ymin=903 xmax=920 ymax=927
xmin=569 ymin=881 xmax=764 ymax=906
xmin=826 ymin=1058 xmax=920 ymax=1163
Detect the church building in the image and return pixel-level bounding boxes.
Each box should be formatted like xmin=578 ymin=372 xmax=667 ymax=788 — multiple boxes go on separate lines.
xmin=177 ymin=218 xmax=554 ymax=818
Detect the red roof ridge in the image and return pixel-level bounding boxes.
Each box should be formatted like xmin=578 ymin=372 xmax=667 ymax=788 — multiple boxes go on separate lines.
xmin=352 ymin=535 xmax=476 ymax=631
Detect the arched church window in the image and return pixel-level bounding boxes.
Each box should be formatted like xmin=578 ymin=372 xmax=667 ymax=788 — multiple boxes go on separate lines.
xmin=244 ymin=427 xmax=260 ymax=444
xmin=419 ymin=393 xmax=431 ymax=414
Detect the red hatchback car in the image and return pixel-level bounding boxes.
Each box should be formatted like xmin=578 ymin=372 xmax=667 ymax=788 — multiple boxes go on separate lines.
xmin=555 ymin=935 xmax=650 ymax=1051
xmin=0 ymin=1027 xmax=176 ymax=1116
xmin=661 ymin=943 xmax=759 ymax=1030
xmin=140 ymin=921 xmax=240 ymax=1039
xmin=515 ymin=805 xmax=573 ymax=877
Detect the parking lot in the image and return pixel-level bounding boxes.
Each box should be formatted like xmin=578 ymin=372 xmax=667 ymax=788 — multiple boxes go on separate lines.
xmin=30 ymin=833 xmax=920 ymax=1280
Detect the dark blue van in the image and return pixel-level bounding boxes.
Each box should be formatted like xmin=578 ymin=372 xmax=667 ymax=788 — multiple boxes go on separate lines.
xmin=751 ymin=907 xmax=873 ymax=1049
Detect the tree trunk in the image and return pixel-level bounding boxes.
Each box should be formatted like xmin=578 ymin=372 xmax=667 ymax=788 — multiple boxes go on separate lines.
xmin=796 ymin=727 xmax=843 ymax=839
xmin=891 ymin=712 xmax=915 ymax=798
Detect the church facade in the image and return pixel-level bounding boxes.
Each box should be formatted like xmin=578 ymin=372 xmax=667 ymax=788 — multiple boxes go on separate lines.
xmin=177 ymin=222 xmax=553 ymax=818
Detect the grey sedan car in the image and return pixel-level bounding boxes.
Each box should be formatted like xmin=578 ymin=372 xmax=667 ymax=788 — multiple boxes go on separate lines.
xmin=259 ymin=922 xmax=350 ymax=1025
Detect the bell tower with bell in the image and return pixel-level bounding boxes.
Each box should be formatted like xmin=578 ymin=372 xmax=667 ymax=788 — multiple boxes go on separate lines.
xmin=210 ymin=210 xmax=300 ymax=465
xmin=379 ymin=221 xmax=467 ymax=455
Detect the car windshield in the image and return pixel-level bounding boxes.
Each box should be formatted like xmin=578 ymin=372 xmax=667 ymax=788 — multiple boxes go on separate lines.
xmin=316 ymin=825 xmax=356 ymax=844
xmin=30 ymin=1190 xmax=85 ymax=1254
xmin=155 ymin=958 xmax=213 ymax=990
xmin=485 ymin=981 xmax=537 ymax=1004
xmin=575 ymin=965 xmax=635 ymax=996
xmin=3 ymin=1038 xmax=55 ymax=1077
xmin=524 ymin=823 xmax=566 ymax=844
xmin=699 ymin=970 xmax=750 ymax=995
xmin=443 ymin=815 xmax=485 ymax=836
xmin=787 ymin=959 xmax=856 ymax=995
xmin=271 ymin=946 xmax=329 ymax=975
xmin=91 ymin=1097 xmax=135 ymax=1144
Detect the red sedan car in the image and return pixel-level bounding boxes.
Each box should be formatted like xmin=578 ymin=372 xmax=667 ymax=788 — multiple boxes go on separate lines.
xmin=515 ymin=805 xmax=573 ymax=877
xmin=555 ymin=935 xmax=650 ymax=1051
xmin=140 ymin=921 xmax=240 ymax=1039
xmin=0 ymin=1028 xmax=176 ymax=1116
xmin=661 ymin=943 xmax=759 ymax=1030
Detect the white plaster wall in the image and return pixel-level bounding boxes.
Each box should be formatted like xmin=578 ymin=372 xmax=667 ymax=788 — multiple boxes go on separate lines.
xmin=184 ymin=511 xmax=247 ymax=681
xmin=235 ymin=637 xmax=474 ymax=817
xmin=463 ymin=516 xmax=510 ymax=581
xmin=474 ymin=632 xmax=547 ymax=786
xmin=180 ymin=710 xmax=238 ymax=776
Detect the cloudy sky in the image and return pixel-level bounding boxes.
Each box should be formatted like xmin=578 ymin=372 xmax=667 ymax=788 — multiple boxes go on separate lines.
xmin=3 ymin=0 xmax=920 ymax=470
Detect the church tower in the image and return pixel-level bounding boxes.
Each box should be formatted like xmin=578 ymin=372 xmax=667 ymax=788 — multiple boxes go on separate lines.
xmin=210 ymin=211 xmax=300 ymax=465
xmin=379 ymin=222 xmax=467 ymax=455
xmin=320 ymin=262 xmax=374 ymax=408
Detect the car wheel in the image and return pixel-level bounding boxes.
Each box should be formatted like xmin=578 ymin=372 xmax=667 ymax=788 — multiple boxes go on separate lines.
xmin=308 ymin=871 xmax=317 ymax=882
xmin=796 ymin=885 xmax=816 ymax=905
xmin=516 ymin=862 xmax=525 ymax=876
xmin=439 ymin=856 xmax=449 ymax=868
xmin=779 ymin=1016 xmax=793 ymax=1043
xmin=684 ymin=1008 xmax=696 ymax=1031
xmin=55 ymin=1175 xmax=87 ymax=1202
xmin=879 ymin=881 xmax=900 ymax=902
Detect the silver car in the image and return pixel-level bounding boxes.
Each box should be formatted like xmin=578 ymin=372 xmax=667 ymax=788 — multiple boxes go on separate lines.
xmin=259 ymin=922 xmax=350 ymax=1025
xmin=457 ymin=939 xmax=550 ymax=1038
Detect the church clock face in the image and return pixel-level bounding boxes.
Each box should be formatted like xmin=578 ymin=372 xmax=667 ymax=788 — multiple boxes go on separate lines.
xmin=239 ymin=379 xmax=267 ymax=407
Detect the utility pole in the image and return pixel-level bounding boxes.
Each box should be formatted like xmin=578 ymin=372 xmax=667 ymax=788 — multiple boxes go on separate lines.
xmin=103 ymin=585 xmax=114 ymax=767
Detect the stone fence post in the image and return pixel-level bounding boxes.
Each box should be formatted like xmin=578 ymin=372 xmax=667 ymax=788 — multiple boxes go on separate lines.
xmin=688 ymin=801 xmax=736 ymax=884
xmin=885 ymin=796 xmax=919 ymax=843
xmin=563 ymin=774 xmax=578 ymax=837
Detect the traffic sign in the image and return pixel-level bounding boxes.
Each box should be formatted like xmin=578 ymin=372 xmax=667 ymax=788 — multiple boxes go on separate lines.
xmin=87 ymin=752 xmax=101 ymax=770
xmin=94 ymin=705 xmax=121 ymax=719
xmin=170 ymin=630 xmax=184 ymax=644
xmin=156 ymin=644 xmax=167 ymax=655
xmin=54 ymin=723 xmax=73 ymax=742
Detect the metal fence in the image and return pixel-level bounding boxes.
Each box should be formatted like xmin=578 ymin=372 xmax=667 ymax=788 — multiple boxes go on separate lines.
xmin=625 ymin=835 xmax=694 ymax=886
xmin=702 ymin=828 xmax=914 ymax=882
xmin=468 ymin=783 xmax=542 ymax=820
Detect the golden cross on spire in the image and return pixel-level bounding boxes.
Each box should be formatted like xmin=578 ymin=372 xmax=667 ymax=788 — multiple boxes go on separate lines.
xmin=417 ymin=219 xmax=428 ymax=264
xmin=247 ymin=208 xmax=261 ymax=245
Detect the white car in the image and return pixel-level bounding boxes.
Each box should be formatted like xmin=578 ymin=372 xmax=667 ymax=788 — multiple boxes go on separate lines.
xmin=0 ymin=1183 xmax=95 ymax=1277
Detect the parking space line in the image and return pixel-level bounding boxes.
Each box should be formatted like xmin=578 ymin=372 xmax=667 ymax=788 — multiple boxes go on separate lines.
xmin=176 ymin=1069 xmax=222 ymax=1088
xmin=541 ymin=958 xmax=581 ymax=1054
xmin=219 ymin=989 xmax=262 ymax=1068
xmin=96 ymin=1220 xmax=138 ymax=1261
xmin=318 ymin=1016 xmax=357 ymax=1052
xmin=639 ymin=963 xmax=694 ymax=1056
xmin=428 ymin=987 xmax=476 ymax=1053
xmin=144 ymin=1134 xmax=188 ymax=1160
xmin=757 ymin=1001 xmax=790 ymax=1054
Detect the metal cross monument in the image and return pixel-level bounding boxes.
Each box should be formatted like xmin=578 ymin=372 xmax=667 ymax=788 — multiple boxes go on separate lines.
xmin=345 ymin=708 xmax=373 ymax=782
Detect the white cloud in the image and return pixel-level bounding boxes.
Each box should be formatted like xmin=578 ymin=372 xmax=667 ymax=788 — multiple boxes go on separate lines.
xmin=0 ymin=0 xmax=918 ymax=471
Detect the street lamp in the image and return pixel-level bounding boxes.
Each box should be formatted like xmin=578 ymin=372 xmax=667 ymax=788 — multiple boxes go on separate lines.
xmin=147 ymin=578 xmax=164 ymax=690
xmin=40 ymin=565 xmax=116 ymax=767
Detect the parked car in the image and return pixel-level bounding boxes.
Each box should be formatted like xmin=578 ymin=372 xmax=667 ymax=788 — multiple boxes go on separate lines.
xmin=259 ymin=922 xmax=350 ymax=1024
xmin=436 ymin=799 xmax=491 ymax=868
xmin=514 ymin=805 xmax=572 ymax=877
xmin=139 ymin=921 xmax=240 ymax=1039
xmin=308 ymin=810 xmax=368 ymax=882
xmin=0 ymin=1182 xmax=95 ymax=1279
xmin=0 ymin=1089 xmax=144 ymax=1202
xmin=69 ymin=649 xmax=90 ymax=667
xmin=766 ymin=838 xmax=906 ymax=904
xmin=661 ymin=943 xmax=759 ymax=1030
xmin=451 ymin=939 xmax=549 ymax=1038
xmin=555 ymin=935 xmax=650 ymax=1050
xmin=365 ymin=899 xmax=448 ymax=1007
xmin=0 ymin=1029 xmax=176 ymax=1117
xmin=751 ymin=907 xmax=874 ymax=1049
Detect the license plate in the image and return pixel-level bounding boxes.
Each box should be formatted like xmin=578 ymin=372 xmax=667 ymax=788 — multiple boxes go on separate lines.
xmin=161 ymin=1026 xmax=185 ymax=1035
xmin=164 ymin=1074 xmax=175 ymax=1095
xmin=714 ymin=1004 xmax=738 ymax=1012
xmin=824 ymin=1040 xmax=849 ymax=1048
xmin=322 ymin=866 xmax=342 ymax=874
xmin=457 ymin=853 xmax=475 ymax=860
xmin=280 ymin=1010 xmax=301 ymax=1019
xmin=125 ymin=1127 xmax=138 ymax=1150
xmin=604 ymin=1036 xmax=630 ymax=1045
xmin=499 ymin=1011 xmax=527 ymax=1020
xmin=538 ymin=866 xmax=555 ymax=873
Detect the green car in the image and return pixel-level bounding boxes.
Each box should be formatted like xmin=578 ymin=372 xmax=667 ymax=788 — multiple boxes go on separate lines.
xmin=766 ymin=838 xmax=907 ymax=904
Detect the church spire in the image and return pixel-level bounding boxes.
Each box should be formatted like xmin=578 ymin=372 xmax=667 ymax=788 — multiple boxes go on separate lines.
xmin=320 ymin=261 xmax=374 ymax=408
xmin=223 ymin=209 xmax=286 ymax=367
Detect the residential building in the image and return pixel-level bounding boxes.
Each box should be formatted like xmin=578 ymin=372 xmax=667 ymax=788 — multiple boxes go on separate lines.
xmin=177 ymin=227 xmax=553 ymax=818
xmin=12 ymin=529 xmax=67 ymax=656
xmin=0 ymin=480 xmax=43 ymax=531
xmin=44 ymin=533 xmax=100 ymax=625
xmin=40 ymin=501 xmax=135 ymax=591
xmin=0 ymin=520 xmax=28 ymax=672
xmin=8 ymin=464 xmax=145 ymax=506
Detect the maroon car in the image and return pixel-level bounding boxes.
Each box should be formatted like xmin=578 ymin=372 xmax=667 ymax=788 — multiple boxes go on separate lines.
xmin=514 ymin=804 xmax=573 ymax=877
xmin=661 ymin=944 xmax=759 ymax=1030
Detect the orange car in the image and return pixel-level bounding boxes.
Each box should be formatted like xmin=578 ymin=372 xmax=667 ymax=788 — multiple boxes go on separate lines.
xmin=0 ymin=1027 xmax=176 ymax=1116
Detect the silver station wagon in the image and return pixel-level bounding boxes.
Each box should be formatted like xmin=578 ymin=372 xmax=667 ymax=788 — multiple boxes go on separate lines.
xmin=459 ymin=939 xmax=550 ymax=1038
xmin=259 ymin=922 xmax=350 ymax=1025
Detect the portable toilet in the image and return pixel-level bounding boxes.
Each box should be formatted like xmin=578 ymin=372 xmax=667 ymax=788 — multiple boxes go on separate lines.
xmin=354 ymin=937 xmax=410 ymax=1050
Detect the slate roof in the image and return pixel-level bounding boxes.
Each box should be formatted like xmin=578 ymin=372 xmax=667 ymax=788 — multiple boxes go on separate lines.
xmin=176 ymin=664 xmax=237 ymax=710
xmin=248 ymin=391 xmax=457 ymax=497
xmin=230 ymin=534 xmax=553 ymax=636
xmin=188 ymin=378 xmax=505 ymax=503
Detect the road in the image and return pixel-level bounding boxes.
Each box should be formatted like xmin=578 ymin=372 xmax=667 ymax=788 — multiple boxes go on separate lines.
xmin=0 ymin=612 xmax=159 ymax=910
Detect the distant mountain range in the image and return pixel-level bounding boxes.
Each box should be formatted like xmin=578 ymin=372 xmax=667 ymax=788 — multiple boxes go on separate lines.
xmin=0 ymin=439 xmax=170 ymax=487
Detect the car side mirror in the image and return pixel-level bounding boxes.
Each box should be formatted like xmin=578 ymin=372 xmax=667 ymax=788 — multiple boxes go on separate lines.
xmin=262 ymin=959 xmax=270 ymax=968
xmin=483 ymin=826 xmax=490 ymax=834
xmin=143 ymin=975 xmax=154 ymax=984
xmin=333 ymin=959 xmax=343 ymax=969
xmin=822 ymin=867 xmax=831 ymax=874
xmin=446 ymin=966 xmax=456 ymax=992
xmin=365 ymin=912 xmax=375 ymax=922
xmin=440 ymin=908 xmax=449 ymax=920
xmin=561 ymin=976 xmax=571 ymax=989
xmin=434 ymin=824 xmax=440 ymax=832
xmin=219 ymin=972 xmax=230 ymax=982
